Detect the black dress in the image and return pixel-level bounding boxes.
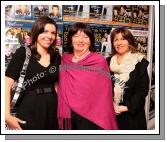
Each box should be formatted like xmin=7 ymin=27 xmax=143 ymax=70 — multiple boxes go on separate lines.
xmin=5 ymin=46 xmax=61 ymax=130
xmin=107 ymin=57 xmax=149 ymax=130
xmin=71 ymin=111 xmax=103 ymax=130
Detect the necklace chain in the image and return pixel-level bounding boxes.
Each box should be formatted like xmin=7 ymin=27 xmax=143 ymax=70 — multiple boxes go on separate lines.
xmin=73 ymin=51 xmax=90 ymax=63
xmin=73 ymin=51 xmax=90 ymax=59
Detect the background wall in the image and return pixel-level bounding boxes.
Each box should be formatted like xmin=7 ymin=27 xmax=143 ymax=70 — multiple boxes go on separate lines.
xmin=5 ymin=4 xmax=155 ymax=129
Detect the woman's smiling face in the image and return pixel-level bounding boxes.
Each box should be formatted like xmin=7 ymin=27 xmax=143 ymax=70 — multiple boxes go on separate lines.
xmin=113 ymin=32 xmax=129 ymax=55
xmin=37 ymin=23 xmax=56 ymax=49
xmin=72 ymin=30 xmax=91 ymax=53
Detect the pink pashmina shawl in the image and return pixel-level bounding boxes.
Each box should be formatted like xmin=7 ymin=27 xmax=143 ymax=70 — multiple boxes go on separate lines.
xmin=57 ymin=52 xmax=118 ymax=130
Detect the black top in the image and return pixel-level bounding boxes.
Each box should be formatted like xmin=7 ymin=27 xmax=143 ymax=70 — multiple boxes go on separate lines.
xmin=107 ymin=56 xmax=150 ymax=130
xmin=5 ymin=46 xmax=61 ymax=90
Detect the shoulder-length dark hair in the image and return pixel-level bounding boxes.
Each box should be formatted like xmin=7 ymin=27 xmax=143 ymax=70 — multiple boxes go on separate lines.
xmin=110 ymin=27 xmax=137 ymax=56
xmin=31 ymin=16 xmax=58 ymax=61
xmin=67 ymin=22 xmax=95 ymax=53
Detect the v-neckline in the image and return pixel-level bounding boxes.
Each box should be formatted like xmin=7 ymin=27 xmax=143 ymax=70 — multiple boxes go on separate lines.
xmin=37 ymin=61 xmax=51 ymax=68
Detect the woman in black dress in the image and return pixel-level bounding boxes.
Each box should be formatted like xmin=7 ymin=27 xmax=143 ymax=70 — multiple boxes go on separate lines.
xmin=108 ymin=27 xmax=149 ymax=129
xmin=5 ymin=16 xmax=61 ymax=130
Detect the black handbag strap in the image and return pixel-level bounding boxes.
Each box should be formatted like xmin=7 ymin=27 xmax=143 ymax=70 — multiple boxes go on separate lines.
xmin=10 ymin=47 xmax=31 ymax=108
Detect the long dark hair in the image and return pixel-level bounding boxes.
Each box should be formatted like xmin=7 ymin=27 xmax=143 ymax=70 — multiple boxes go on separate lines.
xmin=110 ymin=27 xmax=137 ymax=56
xmin=67 ymin=22 xmax=95 ymax=53
xmin=31 ymin=16 xmax=59 ymax=61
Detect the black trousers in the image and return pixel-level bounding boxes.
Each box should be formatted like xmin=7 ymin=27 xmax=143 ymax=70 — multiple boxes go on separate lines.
xmin=16 ymin=88 xmax=58 ymax=130
xmin=71 ymin=111 xmax=103 ymax=130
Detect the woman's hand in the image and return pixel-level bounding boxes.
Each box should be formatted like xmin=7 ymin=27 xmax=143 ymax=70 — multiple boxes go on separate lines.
xmin=113 ymin=102 xmax=121 ymax=115
xmin=5 ymin=114 xmax=26 ymax=130
xmin=54 ymin=82 xmax=58 ymax=93
xmin=117 ymin=105 xmax=128 ymax=114
xmin=113 ymin=102 xmax=128 ymax=115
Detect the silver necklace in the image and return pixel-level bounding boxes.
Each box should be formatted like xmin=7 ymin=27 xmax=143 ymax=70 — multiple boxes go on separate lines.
xmin=73 ymin=51 xmax=90 ymax=62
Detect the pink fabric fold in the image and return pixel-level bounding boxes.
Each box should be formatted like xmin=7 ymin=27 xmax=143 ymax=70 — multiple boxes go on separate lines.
xmin=57 ymin=52 xmax=118 ymax=130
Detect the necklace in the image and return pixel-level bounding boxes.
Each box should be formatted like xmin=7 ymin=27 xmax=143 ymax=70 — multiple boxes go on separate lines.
xmin=73 ymin=51 xmax=90 ymax=62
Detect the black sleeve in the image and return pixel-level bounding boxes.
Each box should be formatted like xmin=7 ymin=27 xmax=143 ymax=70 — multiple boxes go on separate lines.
xmin=106 ymin=56 xmax=111 ymax=66
xmin=5 ymin=47 xmax=26 ymax=81
xmin=125 ymin=62 xmax=150 ymax=114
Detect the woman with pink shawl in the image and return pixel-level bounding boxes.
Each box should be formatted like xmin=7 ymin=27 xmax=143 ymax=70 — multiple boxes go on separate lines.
xmin=57 ymin=22 xmax=118 ymax=130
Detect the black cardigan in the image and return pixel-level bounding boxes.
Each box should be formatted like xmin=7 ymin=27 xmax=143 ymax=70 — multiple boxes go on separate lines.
xmin=107 ymin=57 xmax=150 ymax=130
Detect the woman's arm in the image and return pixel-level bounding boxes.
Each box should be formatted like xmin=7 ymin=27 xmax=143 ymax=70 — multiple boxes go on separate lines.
xmin=113 ymin=102 xmax=128 ymax=115
xmin=5 ymin=76 xmax=26 ymax=130
xmin=5 ymin=47 xmax=28 ymax=130
xmin=114 ymin=61 xmax=149 ymax=115
xmin=5 ymin=77 xmax=14 ymax=117
xmin=125 ymin=68 xmax=149 ymax=114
